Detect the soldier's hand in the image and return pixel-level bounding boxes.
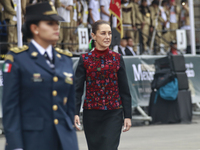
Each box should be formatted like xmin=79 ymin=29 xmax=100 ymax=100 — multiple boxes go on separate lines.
xmin=74 ymin=115 xmax=81 ymax=131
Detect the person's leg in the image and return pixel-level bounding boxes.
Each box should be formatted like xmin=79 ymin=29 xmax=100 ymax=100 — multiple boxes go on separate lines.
xmin=63 ymin=22 xmax=70 ymax=50
xmin=57 ymin=22 xmax=64 ymax=48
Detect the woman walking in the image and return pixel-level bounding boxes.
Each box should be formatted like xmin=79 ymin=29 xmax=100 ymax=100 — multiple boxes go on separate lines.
xmin=74 ymin=20 xmax=132 ymax=150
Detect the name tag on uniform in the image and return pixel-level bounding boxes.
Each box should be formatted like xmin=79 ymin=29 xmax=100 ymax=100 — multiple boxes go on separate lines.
xmin=32 ymin=73 xmax=43 ymax=82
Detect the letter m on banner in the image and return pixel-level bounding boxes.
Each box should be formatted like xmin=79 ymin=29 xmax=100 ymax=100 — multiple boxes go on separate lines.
xmin=109 ymin=0 xmax=123 ymax=38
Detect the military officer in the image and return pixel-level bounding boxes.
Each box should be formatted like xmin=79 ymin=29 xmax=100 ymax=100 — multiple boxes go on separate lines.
xmin=121 ymin=0 xmax=135 ymax=41
xmin=169 ymin=0 xmax=180 ymax=41
xmin=140 ymin=0 xmax=151 ymax=54
xmin=0 ymin=0 xmax=17 ymax=49
xmin=2 ymin=2 xmax=79 ymax=150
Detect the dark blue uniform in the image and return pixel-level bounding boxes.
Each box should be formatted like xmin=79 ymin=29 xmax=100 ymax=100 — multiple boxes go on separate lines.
xmin=2 ymin=43 xmax=79 ymax=150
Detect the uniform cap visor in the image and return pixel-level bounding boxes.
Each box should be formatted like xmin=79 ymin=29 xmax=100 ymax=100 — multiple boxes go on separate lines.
xmin=25 ymin=14 xmax=64 ymax=22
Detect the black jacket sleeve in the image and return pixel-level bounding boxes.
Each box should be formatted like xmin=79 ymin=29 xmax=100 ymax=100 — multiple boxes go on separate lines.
xmin=117 ymin=55 xmax=132 ymax=119
xmin=75 ymin=55 xmax=86 ymax=115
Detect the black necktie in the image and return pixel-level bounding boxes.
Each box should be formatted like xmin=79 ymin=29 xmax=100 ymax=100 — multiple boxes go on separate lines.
xmin=125 ymin=48 xmax=133 ymax=56
xmin=44 ymin=52 xmax=53 ymax=63
xmin=44 ymin=52 xmax=54 ymax=69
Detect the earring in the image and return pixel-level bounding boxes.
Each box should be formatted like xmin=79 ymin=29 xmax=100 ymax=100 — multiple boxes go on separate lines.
xmin=35 ymin=31 xmax=38 ymax=34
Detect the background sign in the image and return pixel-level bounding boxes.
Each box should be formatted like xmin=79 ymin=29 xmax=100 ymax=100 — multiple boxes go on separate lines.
xmin=176 ymin=29 xmax=187 ymax=50
xmin=78 ymin=28 xmax=89 ymax=50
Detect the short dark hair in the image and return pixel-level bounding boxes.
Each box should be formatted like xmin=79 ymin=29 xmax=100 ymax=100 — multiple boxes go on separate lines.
xmin=22 ymin=20 xmax=40 ymax=39
xmin=92 ymin=20 xmax=110 ymax=34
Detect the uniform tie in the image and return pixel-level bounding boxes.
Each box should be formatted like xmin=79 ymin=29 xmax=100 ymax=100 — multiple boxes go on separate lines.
xmin=44 ymin=52 xmax=54 ymax=69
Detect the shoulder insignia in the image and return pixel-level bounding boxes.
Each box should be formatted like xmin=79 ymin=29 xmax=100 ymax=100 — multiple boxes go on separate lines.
xmin=55 ymin=47 xmax=73 ymax=57
xmin=10 ymin=45 xmax=29 ymax=53
xmin=5 ymin=54 xmax=14 ymax=62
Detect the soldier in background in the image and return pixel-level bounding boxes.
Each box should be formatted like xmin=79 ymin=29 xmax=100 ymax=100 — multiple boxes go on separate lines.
xmin=169 ymin=0 xmax=180 ymax=41
xmin=180 ymin=0 xmax=190 ymax=52
xmin=70 ymin=0 xmax=79 ymax=53
xmin=140 ymin=0 xmax=151 ymax=54
xmin=88 ymin=0 xmax=100 ymax=25
xmin=149 ymin=0 xmax=166 ymax=54
xmin=57 ymin=0 xmax=73 ymax=49
xmin=121 ymin=0 xmax=135 ymax=42
xmin=77 ymin=0 xmax=88 ymax=27
xmin=132 ymin=0 xmax=144 ymax=53
xmin=0 ymin=0 xmax=17 ymax=49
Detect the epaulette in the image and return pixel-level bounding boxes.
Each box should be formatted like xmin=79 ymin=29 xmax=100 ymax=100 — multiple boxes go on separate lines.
xmin=10 ymin=45 xmax=29 ymax=53
xmin=55 ymin=47 xmax=73 ymax=57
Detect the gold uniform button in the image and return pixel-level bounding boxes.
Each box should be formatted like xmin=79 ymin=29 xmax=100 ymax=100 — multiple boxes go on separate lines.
xmin=53 ymin=76 xmax=58 ymax=82
xmin=52 ymin=90 xmax=57 ymax=96
xmin=54 ymin=119 xmax=59 ymax=125
xmin=52 ymin=105 xmax=58 ymax=111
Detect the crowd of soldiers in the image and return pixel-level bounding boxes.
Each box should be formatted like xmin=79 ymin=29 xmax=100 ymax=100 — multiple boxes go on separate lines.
xmin=0 ymin=0 xmax=190 ymax=55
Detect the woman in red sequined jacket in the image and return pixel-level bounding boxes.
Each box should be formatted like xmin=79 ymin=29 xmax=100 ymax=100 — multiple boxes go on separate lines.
xmin=74 ymin=20 xmax=132 ymax=150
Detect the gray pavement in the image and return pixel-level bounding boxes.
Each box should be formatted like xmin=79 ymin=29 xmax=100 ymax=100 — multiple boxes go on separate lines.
xmin=0 ymin=115 xmax=200 ymax=150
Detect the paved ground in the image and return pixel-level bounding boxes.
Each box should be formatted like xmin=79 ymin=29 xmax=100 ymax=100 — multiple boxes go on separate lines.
xmin=0 ymin=115 xmax=200 ymax=150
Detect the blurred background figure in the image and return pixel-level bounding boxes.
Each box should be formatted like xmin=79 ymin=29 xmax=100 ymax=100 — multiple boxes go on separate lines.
xmin=57 ymin=0 xmax=73 ymax=49
xmin=0 ymin=0 xmax=18 ymax=49
xmin=159 ymin=0 xmax=171 ymax=53
xmin=113 ymin=37 xmax=128 ymax=55
xmin=88 ymin=0 xmax=100 ymax=25
xmin=126 ymin=37 xmax=136 ymax=55
xmin=121 ymin=0 xmax=135 ymax=43
xmin=180 ymin=0 xmax=190 ymax=53
xmin=140 ymin=0 xmax=151 ymax=54
xmin=132 ymin=0 xmax=144 ymax=53
xmin=77 ymin=0 xmax=88 ymax=27
xmin=169 ymin=0 xmax=180 ymax=41
xmin=169 ymin=40 xmax=181 ymax=55
xmin=69 ymin=0 xmax=79 ymax=53
xmin=100 ymin=0 xmax=110 ymax=24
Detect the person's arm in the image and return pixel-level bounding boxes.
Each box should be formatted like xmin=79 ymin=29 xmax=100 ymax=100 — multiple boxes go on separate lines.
xmin=89 ymin=9 xmax=95 ymax=23
xmin=74 ymin=55 xmax=86 ymax=130
xmin=2 ymin=53 xmax=23 ymax=149
xmin=1 ymin=0 xmax=16 ymax=16
xmin=21 ymin=0 xmax=26 ymax=15
xmin=61 ymin=3 xmax=72 ymax=11
xmin=66 ymin=58 xmax=76 ymax=124
xmin=117 ymin=55 xmax=132 ymax=119
xmin=117 ymin=55 xmax=132 ymax=132
xmin=100 ymin=6 xmax=110 ymax=17
xmin=75 ymin=55 xmax=86 ymax=116
xmin=131 ymin=3 xmax=136 ymax=28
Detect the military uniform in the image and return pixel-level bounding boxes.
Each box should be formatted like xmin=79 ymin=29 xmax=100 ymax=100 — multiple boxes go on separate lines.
xmin=140 ymin=4 xmax=151 ymax=51
xmin=57 ymin=0 xmax=73 ymax=50
xmin=77 ymin=0 xmax=88 ymax=27
xmin=149 ymin=5 xmax=165 ymax=52
xmin=70 ymin=0 xmax=79 ymax=52
xmin=133 ymin=2 xmax=143 ymax=50
xmin=169 ymin=5 xmax=180 ymax=41
xmin=2 ymin=43 xmax=79 ymax=150
xmin=121 ymin=2 xmax=135 ymax=40
xmin=2 ymin=2 xmax=79 ymax=150
xmin=0 ymin=0 xmax=17 ymax=48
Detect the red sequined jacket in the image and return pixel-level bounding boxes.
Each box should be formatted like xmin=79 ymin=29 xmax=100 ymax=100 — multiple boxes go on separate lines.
xmin=75 ymin=48 xmax=132 ymax=118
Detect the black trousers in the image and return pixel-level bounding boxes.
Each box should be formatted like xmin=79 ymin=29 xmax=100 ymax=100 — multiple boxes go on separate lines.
xmin=83 ymin=109 xmax=123 ymax=150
